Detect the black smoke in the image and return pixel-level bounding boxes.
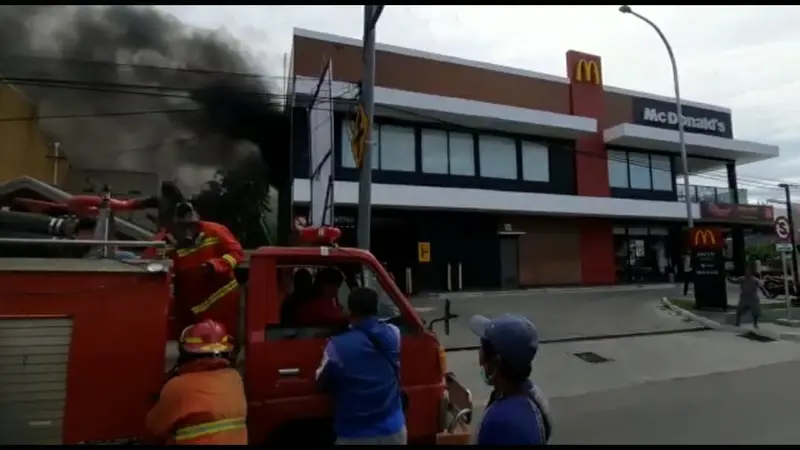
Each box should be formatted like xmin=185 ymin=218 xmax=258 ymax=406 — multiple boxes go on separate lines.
xmin=0 ymin=5 xmax=289 ymax=192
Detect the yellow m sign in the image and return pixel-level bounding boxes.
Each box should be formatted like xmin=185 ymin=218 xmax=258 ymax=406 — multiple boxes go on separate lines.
xmin=574 ymin=59 xmax=601 ymax=85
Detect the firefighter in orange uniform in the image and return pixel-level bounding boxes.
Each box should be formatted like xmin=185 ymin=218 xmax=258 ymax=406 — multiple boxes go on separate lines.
xmin=146 ymin=320 xmax=248 ymax=445
xmin=144 ymin=202 xmax=244 ymax=338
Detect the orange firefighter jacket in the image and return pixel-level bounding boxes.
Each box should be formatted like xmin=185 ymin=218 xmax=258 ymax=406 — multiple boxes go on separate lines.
xmin=146 ymin=359 xmax=248 ymax=445
xmin=145 ymin=221 xmax=244 ymax=337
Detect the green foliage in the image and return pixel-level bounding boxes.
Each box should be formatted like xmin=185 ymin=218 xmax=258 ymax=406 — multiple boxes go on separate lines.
xmin=745 ymin=243 xmax=779 ymax=264
xmin=190 ymin=153 xmax=275 ymax=249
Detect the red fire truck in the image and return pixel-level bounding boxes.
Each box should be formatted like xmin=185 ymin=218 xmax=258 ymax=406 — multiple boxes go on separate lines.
xmin=0 ymin=194 xmax=472 ymax=445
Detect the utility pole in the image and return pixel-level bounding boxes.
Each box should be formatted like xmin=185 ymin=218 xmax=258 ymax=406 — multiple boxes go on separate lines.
xmin=357 ymin=5 xmax=384 ymax=251
xmin=780 ymin=183 xmax=800 ymax=292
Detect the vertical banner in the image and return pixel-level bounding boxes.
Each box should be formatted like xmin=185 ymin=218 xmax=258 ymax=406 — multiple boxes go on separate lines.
xmin=308 ymin=59 xmax=335 ymax=227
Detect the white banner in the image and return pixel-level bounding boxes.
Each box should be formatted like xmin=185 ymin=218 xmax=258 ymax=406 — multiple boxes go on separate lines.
xmin=308 ymin=61 xmax=335 ymax=227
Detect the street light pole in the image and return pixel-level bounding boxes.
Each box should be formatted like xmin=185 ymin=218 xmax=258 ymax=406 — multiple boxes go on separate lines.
xmin=357 ymin=5 xmax=384 ymax=251
xmin=780 ymin=183 xmax=800 ymax=293
xmin=619 ymin=5 xmax=693 ymax=229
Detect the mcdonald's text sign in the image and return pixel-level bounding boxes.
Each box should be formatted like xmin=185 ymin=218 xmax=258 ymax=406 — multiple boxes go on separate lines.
xmin=574 ymin=59 xmax=601 ymax=85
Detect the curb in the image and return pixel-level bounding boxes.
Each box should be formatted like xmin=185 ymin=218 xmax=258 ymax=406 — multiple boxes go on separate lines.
xmin=419 ymin=283 xmax=677 ymax=300
xmin=660 ymin=297 xmax=800 ymax=342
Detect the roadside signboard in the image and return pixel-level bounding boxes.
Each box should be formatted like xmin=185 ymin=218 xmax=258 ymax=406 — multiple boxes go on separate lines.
xmin=776 ymin=242 xmax=794 ymax=253
xmin=775 ymin=216 xmax=791 ymax=241
xmin=688 ymin=227 xmax=727 ymax=311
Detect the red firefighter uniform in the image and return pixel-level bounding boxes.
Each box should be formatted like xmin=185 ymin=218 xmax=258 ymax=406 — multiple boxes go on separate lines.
xmin=145 ymin=221 xmax=244 ymax=338
xmin=146 ymin=320 xmax=248 ymax=445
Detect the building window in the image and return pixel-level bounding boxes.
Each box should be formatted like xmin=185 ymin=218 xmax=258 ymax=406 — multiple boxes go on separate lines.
xmin=420 ymin=129 xmax=476 ymax=176
xmin=521 ymin=141 xmax=550 ymax=182
xmin=378 ymin=125 xmax=415 ymax=172
xmin=341 ymin=120 xmax=378 ymax=170
xmin=448 ymin=132 xmax=476 ymax=176
xmin=421 ymin=129 xmax=448 ymax=174
xmin=650 ymin=154 xmax=672 ymax=191
xmin=608 ymin=150 xmax=629 ymax=188
xmin=608 ymin=149 xmax=675 ymax=192
xmin=479 ymin=135 xmax=517 ymax=180
xmin=628 ymin=152 xmax=652 ymax=190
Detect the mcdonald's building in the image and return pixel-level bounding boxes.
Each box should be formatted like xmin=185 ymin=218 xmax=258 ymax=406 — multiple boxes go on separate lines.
xmin=287 ymin=28 xmax=780 ymax=293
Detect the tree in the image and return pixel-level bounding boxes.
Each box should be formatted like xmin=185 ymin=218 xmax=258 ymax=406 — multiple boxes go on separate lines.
xmin=190 ymin=153 xmax=276 ymax=249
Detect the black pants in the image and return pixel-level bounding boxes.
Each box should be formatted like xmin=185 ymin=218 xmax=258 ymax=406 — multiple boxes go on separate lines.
xmin=683 ymin=275 xmax=692 ymax=296
xmin=735 ymin=303 xmax=760 ymax=328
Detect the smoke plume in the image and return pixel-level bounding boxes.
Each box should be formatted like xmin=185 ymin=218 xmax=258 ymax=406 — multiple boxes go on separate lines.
xmin=0 ymin=6 xmax=289 ymax=192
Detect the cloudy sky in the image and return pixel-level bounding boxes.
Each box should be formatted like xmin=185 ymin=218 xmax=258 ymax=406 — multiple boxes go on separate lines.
xmin=162 ymin=5 xmax=800 ymax=204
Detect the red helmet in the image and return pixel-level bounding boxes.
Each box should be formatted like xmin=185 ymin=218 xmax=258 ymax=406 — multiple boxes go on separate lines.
xmin=179 ymin=320 xmax=234 ymax=355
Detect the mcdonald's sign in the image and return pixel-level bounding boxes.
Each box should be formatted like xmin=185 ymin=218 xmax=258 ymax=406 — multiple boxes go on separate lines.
xmin=688 ymin=227 xmax=724 ymax=249
xmin=574 ymin=59 xmax=601 ymax=85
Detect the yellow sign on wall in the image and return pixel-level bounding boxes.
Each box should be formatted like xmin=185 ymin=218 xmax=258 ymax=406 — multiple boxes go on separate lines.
xmin=417 ymin=242 xmax=431 ymax=263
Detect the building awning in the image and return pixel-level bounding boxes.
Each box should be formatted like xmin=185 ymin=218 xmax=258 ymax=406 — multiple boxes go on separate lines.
xmin=603 ymin=123 xmax=779 ymax=165
xmin=293 ymin=76 xmax=597 ymax=140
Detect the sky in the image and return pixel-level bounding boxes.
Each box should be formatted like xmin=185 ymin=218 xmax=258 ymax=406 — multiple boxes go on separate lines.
xmin=161 ymin=5 xmax=800 ymax=205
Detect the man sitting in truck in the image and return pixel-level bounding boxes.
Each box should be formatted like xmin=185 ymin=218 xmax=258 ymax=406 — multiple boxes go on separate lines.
xmin=146 ymin=320 xmax=247 ymax=445
xmin=316 ymin=287 xmax=407 ymax=445
xmin=291 ymin=267 xmax=347 ymax=327
xmin=143 ymin=202 xmax=244 ymax=338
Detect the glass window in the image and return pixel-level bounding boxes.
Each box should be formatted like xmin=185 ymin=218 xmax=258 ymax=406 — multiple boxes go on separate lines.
xmin=650 ymin=154 xmax=672 ymax=191
xmin=448 ymin=132 xmax=475 ymax=176
xmin=341 ymin=120 xmax=378 ymax=170
xmin=628 ymin=152 xmax=652 ymax=190
xmin=421 ymin=129 xmax=448 ymax=174
xmin=607 ymin=150 xmax=629 ymax=188
xmin=378 ymin=125 xmax=415 ymax=172
xmin=521 ymin=141 xmax=550 ymax=182
xmin=479 ymin=135 xmax=517 ymax=180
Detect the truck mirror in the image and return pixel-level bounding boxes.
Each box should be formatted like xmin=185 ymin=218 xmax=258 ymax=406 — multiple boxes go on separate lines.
xmin=426 ymin=298 xmax=459 ymax=336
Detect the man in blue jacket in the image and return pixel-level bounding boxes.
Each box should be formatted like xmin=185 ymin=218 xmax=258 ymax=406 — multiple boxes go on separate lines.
xmin=469 ymin=313 xmax=553 ymax=445
xmin=316 ymin=287 xmax=406 ymax=445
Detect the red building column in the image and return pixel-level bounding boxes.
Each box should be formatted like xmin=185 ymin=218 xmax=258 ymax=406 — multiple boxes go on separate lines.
xmin=566 ymin=50 xmax=614 ymax=285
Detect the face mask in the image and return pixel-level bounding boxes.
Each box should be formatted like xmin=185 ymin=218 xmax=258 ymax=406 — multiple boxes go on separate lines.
xmin=480 ymin=365 xmax=493 ymax=386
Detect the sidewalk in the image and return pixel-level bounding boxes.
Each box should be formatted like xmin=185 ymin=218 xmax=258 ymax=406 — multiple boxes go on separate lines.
xmin=660 ymin=297 xmax=800 ymax=342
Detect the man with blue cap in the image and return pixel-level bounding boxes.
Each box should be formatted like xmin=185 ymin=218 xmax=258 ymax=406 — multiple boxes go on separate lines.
xmin=469 ymin=313 xmax=552 ymax=445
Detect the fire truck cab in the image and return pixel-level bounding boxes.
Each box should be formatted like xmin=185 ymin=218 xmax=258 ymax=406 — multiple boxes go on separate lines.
xmin=0 ymin=223 xmax=472 ymax=445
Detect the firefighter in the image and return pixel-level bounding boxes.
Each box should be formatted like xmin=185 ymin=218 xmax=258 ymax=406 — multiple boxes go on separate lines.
xmin=146 ymin=320 xmax=248 ymax=445
xmin=144 ymin=202 xmax=244 ymax=339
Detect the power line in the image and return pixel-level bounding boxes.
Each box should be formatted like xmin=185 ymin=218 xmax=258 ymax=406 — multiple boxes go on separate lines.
xmin=0 ymin=53 xmax=280 ymax=79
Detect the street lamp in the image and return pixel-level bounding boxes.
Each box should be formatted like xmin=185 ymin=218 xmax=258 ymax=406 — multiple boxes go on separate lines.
xmin=619 ymin=5 xmax=693 ymax=229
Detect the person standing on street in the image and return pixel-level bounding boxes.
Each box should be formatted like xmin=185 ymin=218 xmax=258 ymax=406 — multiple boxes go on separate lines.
xmin=316 ymin=287 xmax=406 ymax=445
xmin=729 ymin=262 xmax=770 ymax=329
xmin=682 ymin=252 xmax=693 ymax=296
xmin=469 ymin=314 xmax=552 ymax=445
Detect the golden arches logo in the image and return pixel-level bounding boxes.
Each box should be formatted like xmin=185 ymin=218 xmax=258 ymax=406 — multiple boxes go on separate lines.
xmin=692 ymin=229 xmax=716 ymax=247
xmin=574 ymin=59 xmax=601 ymax=85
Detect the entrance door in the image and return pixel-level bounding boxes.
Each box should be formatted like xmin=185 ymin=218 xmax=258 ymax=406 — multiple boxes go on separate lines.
xmin=499 ymin=236 xmax=520 ymax=290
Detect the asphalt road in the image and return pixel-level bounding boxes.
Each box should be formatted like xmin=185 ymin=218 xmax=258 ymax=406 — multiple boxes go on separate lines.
xmin=414 ymin=286 xmax=696 ymax=348
xmin=550 ymin=359 xmax=800 ymax=445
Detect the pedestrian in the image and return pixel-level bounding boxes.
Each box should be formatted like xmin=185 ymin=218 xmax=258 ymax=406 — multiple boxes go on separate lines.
xmin=316 ymin=287 xmax=407 ymax=445
xmin=146 ymin=320 xmax=247 ymax=445
xmin=729 ymin=262 xmax=769 ymax=329
xmin=682 ymin=252 xmax=693 ymax=296
xmin=469 ymin=314 xmax=552 ymax=445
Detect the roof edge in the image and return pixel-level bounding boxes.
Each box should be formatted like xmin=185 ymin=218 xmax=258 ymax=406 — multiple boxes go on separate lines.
xmin=292 ymin=27 xmax=731 ymax=114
